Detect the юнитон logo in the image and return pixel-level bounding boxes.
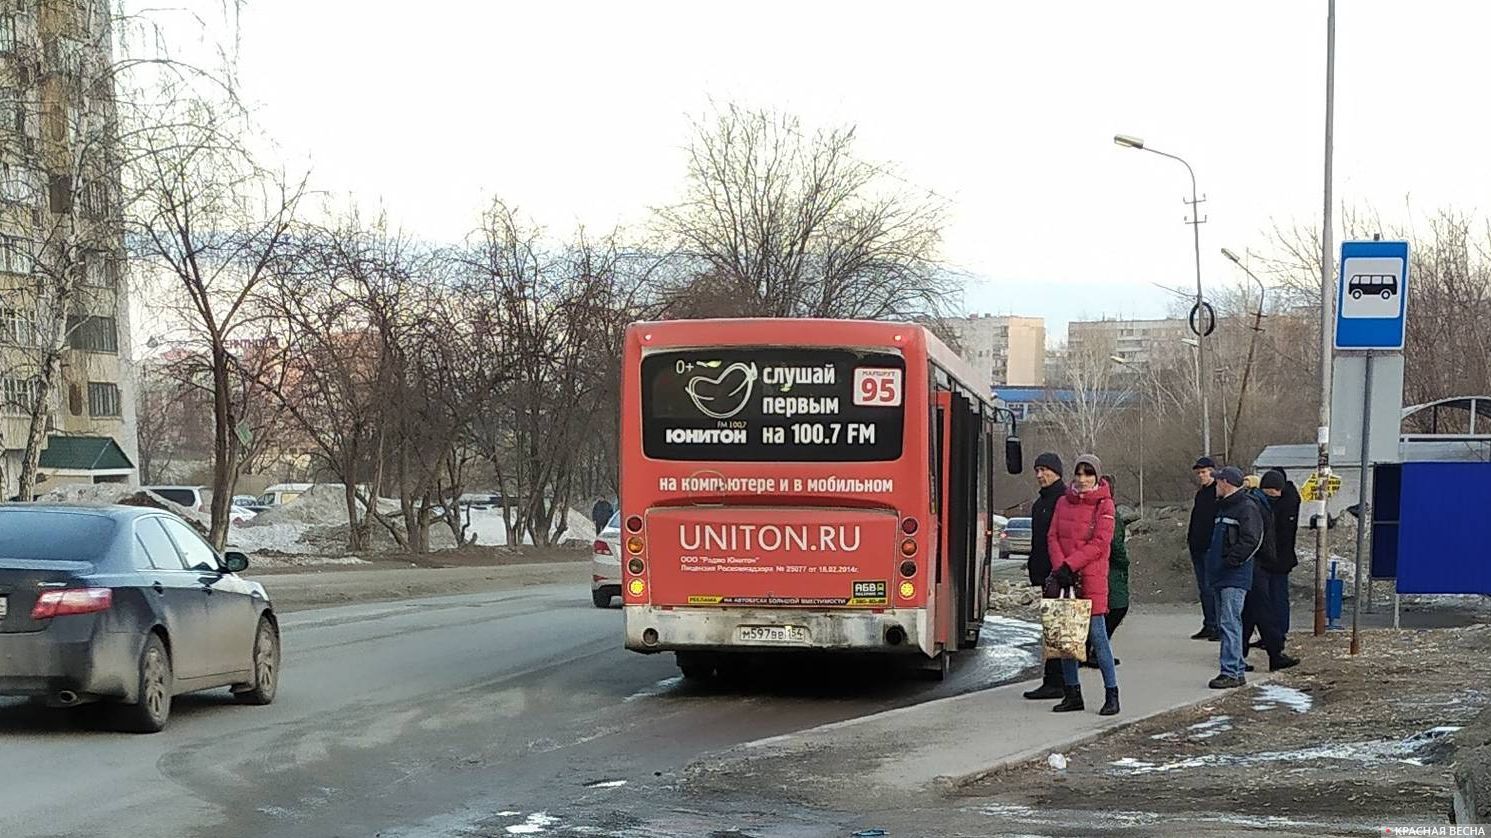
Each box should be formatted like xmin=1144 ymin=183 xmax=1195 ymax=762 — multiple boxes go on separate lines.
xmin=686 ymin=362 xmax=758 ymax=419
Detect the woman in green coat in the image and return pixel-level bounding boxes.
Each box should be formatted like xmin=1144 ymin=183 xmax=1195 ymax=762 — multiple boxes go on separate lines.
xmin=1086 ymin=476 xmax=1135 ymax=665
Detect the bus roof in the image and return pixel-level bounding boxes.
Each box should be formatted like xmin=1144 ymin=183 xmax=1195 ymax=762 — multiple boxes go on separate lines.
xmin=627 ymin=318 xmax=990 ymax=407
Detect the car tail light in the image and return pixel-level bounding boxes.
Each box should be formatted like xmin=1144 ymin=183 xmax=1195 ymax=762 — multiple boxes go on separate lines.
xmin=593 ymin=539 xmax=612 ymax=555
xmin=901 ymin=517 xmax=919 ymax=535
xmin=31 ymin=588 xmax=112 ymax=620
xmin=1000 ymin=531 xmax=1008 ymax=541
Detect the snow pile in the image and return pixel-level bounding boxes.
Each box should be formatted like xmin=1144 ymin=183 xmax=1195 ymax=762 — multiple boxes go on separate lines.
xmin=36 ymin=484 xmax=210 ymax=533
xmin=245 ymin=484 xmax=361 ymax=527
xmin=463 ymin=507 xmax=595 ymax=547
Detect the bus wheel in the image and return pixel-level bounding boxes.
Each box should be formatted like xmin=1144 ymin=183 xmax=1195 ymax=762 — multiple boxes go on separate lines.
xmin=919 ymin=652 xmax=950 ymax=681
xmin=676 ymin=652 xmax=715 ymax=680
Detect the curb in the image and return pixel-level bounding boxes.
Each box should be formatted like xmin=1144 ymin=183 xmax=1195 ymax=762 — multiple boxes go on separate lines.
xmin=935 ymin=677 xmax=1274 ymax=790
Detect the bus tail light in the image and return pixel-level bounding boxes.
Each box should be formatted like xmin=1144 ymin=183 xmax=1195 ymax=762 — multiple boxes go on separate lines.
xmin=626 ymin=515 xmax=643 ymax=533
xmin=899 ymin=560 xmax=917 ymax=578
xmin=627 ymin=557 xmax=645 ymax=575
xmin=628 ymin=578 xmax=647 ymax=597
xmin=626 ymin=535 xmax=645 ymax=555
xmin=901 ymin=517 xmax=919 ymax=535
xmin=900 ymin=538 xmax=917 ymax=557
xmin=898 ymin=581 xmax=916 ymax=600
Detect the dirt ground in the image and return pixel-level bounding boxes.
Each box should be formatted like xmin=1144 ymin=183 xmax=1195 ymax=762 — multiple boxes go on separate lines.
xmin=961 ymin=620 xmax=1491 ymax=826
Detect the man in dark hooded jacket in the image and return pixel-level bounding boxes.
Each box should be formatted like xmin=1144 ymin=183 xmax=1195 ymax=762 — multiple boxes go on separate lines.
xmin=1262 ymin=468 xmax=1301 ymax=641
xmin=1241 ymin=483 xmax=1299 ymax=673
xmin=1022 ymin=452 xmax=1068 ymax=700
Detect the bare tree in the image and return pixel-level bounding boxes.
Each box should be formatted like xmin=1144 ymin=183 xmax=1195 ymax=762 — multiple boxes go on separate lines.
xmin=658 ymin=104 xmax=951 ymax=321
xmin=126 ymin=97 xmax=305 ymax=548
xmin=1043 ymin=335 xmax=1135 ymax=454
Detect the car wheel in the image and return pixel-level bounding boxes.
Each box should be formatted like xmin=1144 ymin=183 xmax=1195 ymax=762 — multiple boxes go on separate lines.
xmin=112 ymin=634 xmax=172 ymax=733
xmin=234 ymin=617 xmax=280 ymax=706
xmin=1381 ymin=289 xmax=1392 ymax=300
xmin=592 ymin=587 xmax=613 ymax=609
xmin=1351 ymin=289 xmax=1362 ymax=299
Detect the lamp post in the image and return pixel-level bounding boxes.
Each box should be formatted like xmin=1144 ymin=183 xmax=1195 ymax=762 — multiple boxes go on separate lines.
xmin=1222 ymin=248 xmax=1268 ymax=464
xmin=1110 ymin=354 xmax=1144 ymax=514
xmin=1114 ymin=134 xmax=1211 ymax=458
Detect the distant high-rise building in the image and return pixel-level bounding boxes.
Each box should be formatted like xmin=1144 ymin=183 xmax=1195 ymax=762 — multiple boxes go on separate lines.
xmin=945 ymin=314 xmax=1046 ymax=387
xmin=1067 ymin=317 xmax=1189 ymax=367
xmin=1 ymin=0 xmax=137 ymax=496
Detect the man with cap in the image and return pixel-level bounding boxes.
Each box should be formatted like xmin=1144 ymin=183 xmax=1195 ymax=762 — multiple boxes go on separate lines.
xmin=1206 ymin=466 xmax=1265 ymax=688
xmin=1261 ymin=468 xmax=1301 ymax=641
xmin=1022 ymin=452 xmax=1069 ymax=700
xmin=1186 ymin=457 xmax=1221 ymax=641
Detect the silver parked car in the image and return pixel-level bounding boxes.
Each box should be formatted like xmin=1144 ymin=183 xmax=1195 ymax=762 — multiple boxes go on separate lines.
xmin=999 ymin=516 xmax=1033 ymax=559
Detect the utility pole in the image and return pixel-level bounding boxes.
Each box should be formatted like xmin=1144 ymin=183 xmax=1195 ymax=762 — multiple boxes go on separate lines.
xmin=1314 ymin=0 xmax=1337 ymax=637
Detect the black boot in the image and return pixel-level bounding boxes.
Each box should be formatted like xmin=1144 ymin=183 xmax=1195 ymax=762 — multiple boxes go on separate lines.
xmin=1023 ymin=660 xmax=1065 ymax=700
xmin=1052 ymin=685 xmax=1084 ymax=712
xmin=1099 ymin=687 xmax=1120 ymax=716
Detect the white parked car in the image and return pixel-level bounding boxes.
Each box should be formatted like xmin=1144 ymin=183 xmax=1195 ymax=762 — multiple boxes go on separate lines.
xmin=143 ymin=485 xmax=206 ymax=512
xmin=591 ymin=511 xmax=622 ymax=608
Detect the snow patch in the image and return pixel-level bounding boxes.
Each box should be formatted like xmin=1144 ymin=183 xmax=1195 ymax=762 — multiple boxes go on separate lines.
xmin=583 ymin=779 xmax=627 ymax=789
xmin=1252 ymin=684 xmax=1314 ymax=713
xmin=505 ymin=812 xmax=559 ymax=835
xmin=1110 ymin=725 xmax=1465 ymax=774
xmin=624 ymin=676 xmax=683 ymax=703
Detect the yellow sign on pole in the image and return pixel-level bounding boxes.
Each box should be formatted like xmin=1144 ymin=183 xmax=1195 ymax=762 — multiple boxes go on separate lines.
xmin=1300 ymin=472 xmax=1342 ymax=502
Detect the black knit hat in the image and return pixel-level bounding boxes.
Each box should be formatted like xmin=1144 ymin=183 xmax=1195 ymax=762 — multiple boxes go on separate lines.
xmin=1034 ymin=452 xmax=1063 ymax=474
xmin=1261 ymin=470 xmax=1287 ymax=491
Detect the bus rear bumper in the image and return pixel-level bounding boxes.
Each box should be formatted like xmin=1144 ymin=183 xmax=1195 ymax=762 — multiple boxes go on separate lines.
xmin=624 ymin=605 xmax=934 ymax=657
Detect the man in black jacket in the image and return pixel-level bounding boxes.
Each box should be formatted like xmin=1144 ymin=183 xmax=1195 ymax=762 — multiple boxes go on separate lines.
xmin=1187 ymin=457 xmax=1220 ymax=641
xmin=1022 ymin=452 xmax=1068 ymax=700
xmin=1261 ymin=468 xmax=1302 ymax=642
xmin=1240 ymin=484 xmax=1299 ymax=673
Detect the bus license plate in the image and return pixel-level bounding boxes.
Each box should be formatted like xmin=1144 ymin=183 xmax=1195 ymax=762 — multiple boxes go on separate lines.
xmin=736 ymin=625 xmax=809 ymax=645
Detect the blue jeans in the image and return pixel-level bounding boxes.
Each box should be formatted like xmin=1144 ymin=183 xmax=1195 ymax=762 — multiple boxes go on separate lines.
xmin=1062 ymin=615 xmax=1118 ymax=690
xmin=1216 ymin=586 xmax=1248 ymax=678
xmin=1191 ymin=549 xmax=1217 ymax=632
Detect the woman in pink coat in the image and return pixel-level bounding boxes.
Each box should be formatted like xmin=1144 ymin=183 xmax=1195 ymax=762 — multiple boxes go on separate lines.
xmin=1045 ymin=453 xmax=1120 ymax=715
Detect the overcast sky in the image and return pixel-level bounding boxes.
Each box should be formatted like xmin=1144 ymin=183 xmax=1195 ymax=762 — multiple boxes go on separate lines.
xmin=200 ymin=1 xmax=1491 ymax=340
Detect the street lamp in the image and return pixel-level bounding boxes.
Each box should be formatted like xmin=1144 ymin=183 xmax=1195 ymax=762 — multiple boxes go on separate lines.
xmin=1109 ymin=354 xmax=1144 ymax=515
xmin=1222 ymin=248 xmax=1268 ymax=464
xmin=1114 ymin=133 xmax=1211 ymax=459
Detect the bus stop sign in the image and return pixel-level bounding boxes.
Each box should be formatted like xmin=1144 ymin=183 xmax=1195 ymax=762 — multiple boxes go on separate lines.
xmin=1334 ymin=240 xmax=1409 ymax=351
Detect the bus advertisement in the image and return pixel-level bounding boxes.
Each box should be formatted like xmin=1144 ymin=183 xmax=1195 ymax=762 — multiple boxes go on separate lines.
xmin=619 ymin=319 xmax=1021 ymax=679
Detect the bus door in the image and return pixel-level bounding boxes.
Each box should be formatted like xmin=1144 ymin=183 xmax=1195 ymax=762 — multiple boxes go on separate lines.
xmin=936 ymin=389 xmax=982 ymax=653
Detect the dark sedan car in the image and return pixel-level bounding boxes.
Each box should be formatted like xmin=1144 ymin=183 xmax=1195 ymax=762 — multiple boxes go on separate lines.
xmin=999 ymin=516 xmax=1033 ymax=559
xmin=0 ymin=505 xmax=280 ymax=732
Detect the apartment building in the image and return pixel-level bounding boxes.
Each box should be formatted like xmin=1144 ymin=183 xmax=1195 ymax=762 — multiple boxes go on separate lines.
xmin=1066 ymin=317 xmax=1190 ymax=367
xmin=945 ymin=314 xmax=1046 ymax=388
xmin=1 ymin=0 xmax=137 ymax=496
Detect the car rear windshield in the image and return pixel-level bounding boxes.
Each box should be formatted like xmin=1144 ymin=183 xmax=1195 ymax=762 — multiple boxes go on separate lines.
xmin=0 ymin=510 xmax=116 ymax=564
xmin=1009 ymin=520 xmax=1032 ymax=529
xmin=151 ymin=488 xmax=198 ymax=507
xmin=641 ymin=347 xmax=906 ymax=462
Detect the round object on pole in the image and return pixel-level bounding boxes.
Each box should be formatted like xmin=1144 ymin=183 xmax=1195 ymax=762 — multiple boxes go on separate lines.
xmin=1188 ymin=301 xmax=1217 ymax=337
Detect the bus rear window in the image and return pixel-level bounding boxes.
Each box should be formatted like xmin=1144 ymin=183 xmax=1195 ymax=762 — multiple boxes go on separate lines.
xmin=641 ymin=347 xmax=906 ymax=462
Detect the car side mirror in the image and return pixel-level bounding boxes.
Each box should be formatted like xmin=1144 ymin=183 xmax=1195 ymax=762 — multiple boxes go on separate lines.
xmin=1005 ymin=436 xmax=1023 ymax=475
xmin=223 ymin=551 xmax=250 ymax=574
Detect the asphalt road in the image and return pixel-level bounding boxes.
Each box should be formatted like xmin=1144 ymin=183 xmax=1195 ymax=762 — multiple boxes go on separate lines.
xmin=0 ymin=583 xmax=1040 ymax=838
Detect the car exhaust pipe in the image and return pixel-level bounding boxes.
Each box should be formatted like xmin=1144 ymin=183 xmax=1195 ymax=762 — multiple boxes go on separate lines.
xmin=55 ymin=690 xmax=79 ymax=706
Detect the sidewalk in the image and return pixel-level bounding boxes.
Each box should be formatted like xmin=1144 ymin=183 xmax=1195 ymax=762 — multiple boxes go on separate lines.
xmin=689 ymin=605 xmax=1265 ymax=803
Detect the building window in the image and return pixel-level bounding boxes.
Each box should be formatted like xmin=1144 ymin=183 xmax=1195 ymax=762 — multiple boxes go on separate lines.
xmin=1 ymin=376 xmax=39 ymax=415
xmin=87 ymin=381 xmax=120 ymax=417
xmin=1 ymin=306 xmax=35 ymax=344
xmin=83 ymin=249 xmax=117 ymax=287
xmin=66 ymin=314 xmax=118 ymax=353
xmin=0 ymin=234 xmax=34 ymax=275
xmin=0 ymin=86 xmax=35 ymax=138
xmin=78 ymin=178 xmax=109 ymax=218
xmin=0 ymin=162 xmax=44 ymax=206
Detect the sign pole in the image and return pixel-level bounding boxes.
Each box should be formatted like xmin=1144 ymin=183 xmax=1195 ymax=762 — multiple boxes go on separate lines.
xmin=1314 ymin=0 xmax=1338 ymax=637
xmin=1350 ymin=350 xmax=1373 ymax=655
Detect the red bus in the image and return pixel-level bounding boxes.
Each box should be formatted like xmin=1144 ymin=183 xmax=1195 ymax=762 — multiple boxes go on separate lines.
xmin=619 ymin=319 xmax=1021 ymax=679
